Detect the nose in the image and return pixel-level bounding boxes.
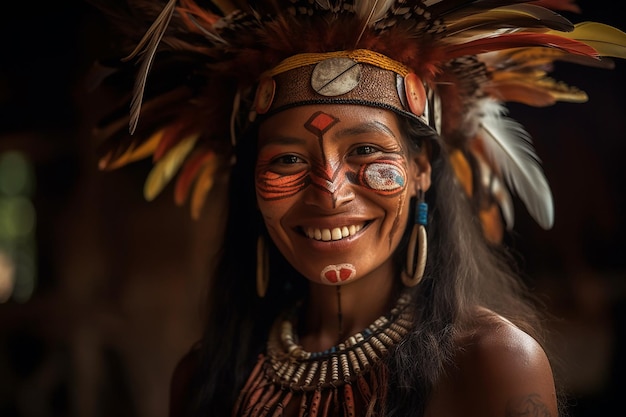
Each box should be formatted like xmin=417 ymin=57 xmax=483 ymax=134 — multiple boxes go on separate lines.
xmin=304 ymin=166 xmax=355 ymax=210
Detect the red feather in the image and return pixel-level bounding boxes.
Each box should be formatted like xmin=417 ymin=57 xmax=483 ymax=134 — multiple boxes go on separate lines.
xmin=444 ymin=32 xmax=599 ymax=60
xmin=531 ymin=0 xmax=581 ymax=14
xmin=153 ymin=120 xmax=188 ymax=162
xmin=174 ymin=149 xmax=215 ymax=206
xmin=177 ymin=0 xmax=222 ymax=34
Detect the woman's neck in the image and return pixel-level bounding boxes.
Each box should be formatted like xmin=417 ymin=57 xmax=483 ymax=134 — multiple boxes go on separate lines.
xmin=298 ymin=262 xmax=398 ymax=352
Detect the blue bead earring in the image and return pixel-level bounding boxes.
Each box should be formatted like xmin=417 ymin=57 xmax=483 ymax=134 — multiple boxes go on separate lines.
xmin=402 ymin=189 xmax=428 ymax=287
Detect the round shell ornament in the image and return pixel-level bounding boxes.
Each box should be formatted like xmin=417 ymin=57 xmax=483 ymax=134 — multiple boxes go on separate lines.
xmin=254 ymin=77 xmax=276 ymax=115
xmin=404 ymin=72 xmax=426 ymax=116
xmin=311 ymin=58 xmax=361 ymax=96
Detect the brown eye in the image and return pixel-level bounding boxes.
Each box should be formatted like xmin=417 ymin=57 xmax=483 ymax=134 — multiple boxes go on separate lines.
xmin=274 ymin=155 xmax=304 ymax=164
xmin=353 ymin=145 xmax=379 ymax=156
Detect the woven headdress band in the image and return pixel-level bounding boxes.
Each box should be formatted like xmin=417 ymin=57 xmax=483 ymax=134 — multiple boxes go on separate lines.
xmin=251 ymin=49 xmax=439 ymax=136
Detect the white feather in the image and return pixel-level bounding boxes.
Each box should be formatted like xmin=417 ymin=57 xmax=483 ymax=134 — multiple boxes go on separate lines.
xmin=315 ymin=0 xmax=332 ymax=11
xmin=355 ymin=0 xmax=395 ymax=23
xmin=354 ymin=0 xmax=395 ymax=46
xmin=476 ymin=99 xmax=554 ymax=229
xmin=476 ymin=156 xmax=515 ymax=230
xmin=124 ymin=0 xmax=177 ymax=135
xmin=187 ymin=13 xmax=228 ymax=45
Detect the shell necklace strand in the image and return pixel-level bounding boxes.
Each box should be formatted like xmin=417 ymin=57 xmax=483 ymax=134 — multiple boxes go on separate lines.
xmin=232 ymin=291 xmax=415 ymax=417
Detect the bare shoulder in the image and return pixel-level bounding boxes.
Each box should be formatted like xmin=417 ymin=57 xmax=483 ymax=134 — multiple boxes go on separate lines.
xmin=426 ymin=309 xmax=558 ymax=417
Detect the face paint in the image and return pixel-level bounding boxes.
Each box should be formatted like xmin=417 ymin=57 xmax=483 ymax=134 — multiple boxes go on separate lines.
xmin=256 ymin=105 xmax=429 ymax=287
xmin=304 ymin=111 xmax=349 ymax=206
xmin=255 ymin=165 xmax=308 ymax=201
xmin=305 ymin=111 xmax=339 ymax=140
xmin=255 ymin=111 xmax=341 ymax=202
xmin=258 ymin=110 xmax=409 ymax=202
xmin=357 ymin=159 xmax=407 ymax=195
xmin=320 ymin=264 xmax=356 ymax=284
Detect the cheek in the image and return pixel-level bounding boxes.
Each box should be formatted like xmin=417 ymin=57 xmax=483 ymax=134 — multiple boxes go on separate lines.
xmin=255 ymin=168 xmax=304 ymax=233
xmin=256 ymin=198 xmax=291 ymax=246
xmin=355 ymin=159 xmax=411 ymax=247
xmin=255 ymin=160 xmax=309 ymax=201
xmin=356 ymin=159 xmax=408 ymax=195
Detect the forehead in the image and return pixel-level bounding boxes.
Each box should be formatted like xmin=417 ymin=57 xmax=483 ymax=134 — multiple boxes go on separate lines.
xmin=258 ymin=104 xmax=403 ymax=141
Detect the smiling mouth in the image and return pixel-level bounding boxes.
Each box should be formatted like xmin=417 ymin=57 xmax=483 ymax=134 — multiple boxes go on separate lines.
xmin=303 ymin=223 xmax=366 ymax=241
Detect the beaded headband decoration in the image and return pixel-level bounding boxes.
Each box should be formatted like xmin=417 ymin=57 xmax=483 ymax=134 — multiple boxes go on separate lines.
xmin=92 ymin=0 xmax=626 ymax=242
xmin=251 ymin=49 xmax=439 ymax=136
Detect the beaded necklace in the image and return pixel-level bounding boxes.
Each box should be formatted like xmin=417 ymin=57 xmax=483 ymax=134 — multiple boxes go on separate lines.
xmin=232 ymin=291 xmax=414 ymax=417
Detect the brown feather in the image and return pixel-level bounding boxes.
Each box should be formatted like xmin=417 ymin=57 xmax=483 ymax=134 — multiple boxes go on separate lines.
xmin=89 ymin=0 xmax=626 ymax=229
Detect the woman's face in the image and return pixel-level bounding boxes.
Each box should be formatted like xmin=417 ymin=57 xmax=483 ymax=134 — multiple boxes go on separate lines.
xmin=256 ymin=105 xmax=431 ymax=285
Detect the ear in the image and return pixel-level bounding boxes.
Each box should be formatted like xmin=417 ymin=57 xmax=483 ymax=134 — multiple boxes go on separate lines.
xmin=410 ymin=141 xmax=432 ymax=195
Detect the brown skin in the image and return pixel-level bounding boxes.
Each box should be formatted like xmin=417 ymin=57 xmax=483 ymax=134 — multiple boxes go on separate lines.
xmin=427 ymin=310 xmax=558 ymax=417
xmin=169 ymin=315 xmax=558 ymax=417
xmin=256 ymin=105 xmax=430 ymax=346
xmin=169 ymin=104 xmax=558 ymax=416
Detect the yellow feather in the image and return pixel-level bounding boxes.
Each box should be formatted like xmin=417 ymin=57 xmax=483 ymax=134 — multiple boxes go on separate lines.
xmin=487 ymin=78 xmax=588 ymax=106
xmin=486 ymin=47 xmax=568 ymax=71
xmin=503 ymin=47 xmax=567 ymax=64
xmin=489 ymin=68 xmax=548 ymax=82
xmin=190 ymin=156 xmax=218 ymax=220
xmin=444 ymin=4 xmax=573 ymax=41
xmin=143 ymin=133 xmax=199 ymax=201
xmin=532 ymin=78 xmax=588 ymax=102
xmin=449 ymin=149 xmax=473 ymax=197
xmin=479 ymin=203 xmax=505 ymax=244
xmin=549 ymin=22 xmax=626 ymax=58
xmin=101 ymin=129 xmax=164 ymax=170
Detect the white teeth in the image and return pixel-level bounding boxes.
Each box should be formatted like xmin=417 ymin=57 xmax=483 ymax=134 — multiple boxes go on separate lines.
xmin=305 ymin=224 xmax=364 ymax=241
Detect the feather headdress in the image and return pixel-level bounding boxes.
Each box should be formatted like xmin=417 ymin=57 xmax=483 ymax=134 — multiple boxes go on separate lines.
xmin=91 ymin=0 xmax=626 ymax=241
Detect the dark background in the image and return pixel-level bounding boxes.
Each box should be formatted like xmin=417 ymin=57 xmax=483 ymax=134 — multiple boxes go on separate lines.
xmin=0 ymin=1 xmax=624 ymax=416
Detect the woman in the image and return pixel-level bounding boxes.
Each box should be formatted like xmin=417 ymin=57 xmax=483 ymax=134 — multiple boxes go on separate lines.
xmin=91 ymin=1 xmax=626 ymax=416
xmin=170 ymin=102 xmax=559 ymax=416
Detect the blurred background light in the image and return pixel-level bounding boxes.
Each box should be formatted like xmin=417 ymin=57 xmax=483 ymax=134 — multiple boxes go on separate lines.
xmin=0 ymin=150 xmax=37 ymax=303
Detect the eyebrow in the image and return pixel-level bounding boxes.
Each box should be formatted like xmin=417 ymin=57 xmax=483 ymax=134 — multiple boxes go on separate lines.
xmin=335 ymin=121 xmax=397 ymax=139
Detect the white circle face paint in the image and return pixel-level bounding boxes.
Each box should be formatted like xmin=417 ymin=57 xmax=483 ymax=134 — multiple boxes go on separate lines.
xmin=364 ymin=162 xmax=405 ymax=191
xmin=320 ymin=264 xmax=356 ymax=284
